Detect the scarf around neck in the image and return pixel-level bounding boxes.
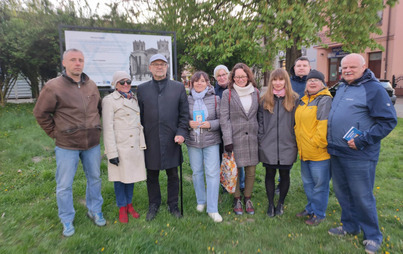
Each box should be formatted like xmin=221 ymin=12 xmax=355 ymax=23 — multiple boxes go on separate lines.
xmin=273 ymin=88 xmax=286 ymax=97
xmin=234 ymin=83 xmax=255 ymax=97
xmin=191 ymin=87 xmax=209 ymax=120
xmin=118 ymin=90 xmax=133 ymax=99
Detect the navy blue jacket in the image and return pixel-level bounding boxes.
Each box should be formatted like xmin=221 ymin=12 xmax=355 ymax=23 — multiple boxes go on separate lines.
xmin=290 ymin=75 xmax=307 ymax=99
xmin=214 ymin=81 xmax=227 ymax=98
xmin=327 ymin=69 xmax=397 ymax=161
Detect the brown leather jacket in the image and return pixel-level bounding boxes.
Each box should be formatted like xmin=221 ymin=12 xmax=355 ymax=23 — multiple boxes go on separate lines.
xmin=33 ymin=73 xmax=102 ymax=150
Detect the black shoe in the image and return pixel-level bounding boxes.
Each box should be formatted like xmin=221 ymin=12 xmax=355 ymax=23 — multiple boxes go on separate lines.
xmin=267 ymin=204 xmax=275 ymax=217
xmin=275 ymin=203 xmax=284 ymax=216
xmin=146 ymin=204 xmax=159 ymax=221
xmin=168 ymin=204 xmax=182 ymax=219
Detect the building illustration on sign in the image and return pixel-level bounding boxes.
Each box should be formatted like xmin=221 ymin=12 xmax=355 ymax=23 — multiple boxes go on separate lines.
xmin=129 ymin=39 xmax=170 ymax=81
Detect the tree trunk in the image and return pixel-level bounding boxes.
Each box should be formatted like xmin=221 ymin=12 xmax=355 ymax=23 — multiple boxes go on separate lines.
xmin=0 ymin=77 xmax=17 ymax=107
xmin=286 ymin=44 xmax=302 ymax=74
xmin=30 ymin=78 xmax=40 ymax=99
xmin=263 ymin=70 xmax=270 ymax=87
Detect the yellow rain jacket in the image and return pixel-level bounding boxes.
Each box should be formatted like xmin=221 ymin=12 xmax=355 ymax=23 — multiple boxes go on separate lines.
xmin=295 ymin=88 xmax=332 ymax=161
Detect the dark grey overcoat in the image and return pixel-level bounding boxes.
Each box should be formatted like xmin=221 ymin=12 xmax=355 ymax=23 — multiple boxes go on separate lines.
xmin=137 ymin=77 xmax=189 ymax=170
xmin=220 ymin=88 xmax=259 ymax=167
xmin=257 ymin=96 xmax=298 ymax=166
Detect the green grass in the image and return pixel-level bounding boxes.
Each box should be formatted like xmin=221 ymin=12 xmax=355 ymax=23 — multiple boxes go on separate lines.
xmin=0 ymin=103 xmax=402 ymax=253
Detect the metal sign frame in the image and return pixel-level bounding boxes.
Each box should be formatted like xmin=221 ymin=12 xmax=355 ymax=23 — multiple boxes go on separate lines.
xmin=58 ymin=25 xmax=178 ymax=89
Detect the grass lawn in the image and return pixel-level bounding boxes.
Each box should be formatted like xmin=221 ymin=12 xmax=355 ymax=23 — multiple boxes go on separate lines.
xmin=0 ymin=103 xmax=402 ymax=253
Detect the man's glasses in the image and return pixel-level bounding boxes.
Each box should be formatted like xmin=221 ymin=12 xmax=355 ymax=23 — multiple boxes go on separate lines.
xmin=234 ymin=75 xmax=248 ymax=80
xmin=118 ymin=80 xmax=132 ymax=85
xmin=151 ymin=63 xmax=167 ymax=67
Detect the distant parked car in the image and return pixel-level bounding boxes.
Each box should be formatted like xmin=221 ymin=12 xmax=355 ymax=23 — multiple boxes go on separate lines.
xmin=379 ymin=79 xmax=396 ymax=105
xmin=329 ymin=79 xmax=396 ymax=105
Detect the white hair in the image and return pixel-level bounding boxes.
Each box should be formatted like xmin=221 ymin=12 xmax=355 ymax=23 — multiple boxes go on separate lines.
xmin=341 ymin=53 xmax=366 ymax=66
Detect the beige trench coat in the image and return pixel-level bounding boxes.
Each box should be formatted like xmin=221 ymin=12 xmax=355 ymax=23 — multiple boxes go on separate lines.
xmin=102 ymin=91 xmax=146 ymax=183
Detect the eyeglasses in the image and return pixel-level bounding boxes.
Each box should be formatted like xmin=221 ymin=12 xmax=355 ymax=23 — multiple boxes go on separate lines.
xmin=307 ymin=79 xmax=320 ymax=83
xmin=234 ymin=75 xmax=248 ymax=80
xmin=118 ymin=80 xmax=132 ymax=85
xmin=151 ymin=63 xmax=167 ymax=67
xmin=216 ymin=74 xmax=227 ymax=79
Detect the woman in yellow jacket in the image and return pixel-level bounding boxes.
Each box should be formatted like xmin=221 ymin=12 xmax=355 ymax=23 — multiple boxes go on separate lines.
xmin=294 ymin=70 xmax=332 ymax=226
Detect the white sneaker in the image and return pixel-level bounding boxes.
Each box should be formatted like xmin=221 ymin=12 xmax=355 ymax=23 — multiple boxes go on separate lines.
xmin=196 ymin=204 xmax=206 ymax=212
xmin=208 ymin=212 xmax=223 ymax=223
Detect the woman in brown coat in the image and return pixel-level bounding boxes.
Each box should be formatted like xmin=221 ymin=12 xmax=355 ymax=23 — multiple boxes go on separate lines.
xmin=102 ymin=71 xmax=147 ymax=223
xmin=220 ymin=63 xmax=259 ymax=215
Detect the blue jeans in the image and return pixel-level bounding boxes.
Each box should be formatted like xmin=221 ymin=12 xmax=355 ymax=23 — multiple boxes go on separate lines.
xmin=331 ymin=156 xmax=382 ymax=244
xmin=301 ymin=159 xmax=331 ymax=219
xmin=114 ymin=182 xmax=134 ymax=208
xmin=187 ymin=144 xmax=220 ymax=213
xmin=55 ymin=145 xmax=103 ymax=223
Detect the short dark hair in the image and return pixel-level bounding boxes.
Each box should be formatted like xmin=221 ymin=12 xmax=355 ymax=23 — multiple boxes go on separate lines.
xmin=190 ymin=71 xmax=211 ymax=88
xmin=63 ymin=48 xmax=83 ymax=60
xmin=294 ymin=56 xmax=310 ymax=65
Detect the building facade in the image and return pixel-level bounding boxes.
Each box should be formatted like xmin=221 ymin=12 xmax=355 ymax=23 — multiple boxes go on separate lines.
xmin=314 ymin=1 xmax=403 ymax=94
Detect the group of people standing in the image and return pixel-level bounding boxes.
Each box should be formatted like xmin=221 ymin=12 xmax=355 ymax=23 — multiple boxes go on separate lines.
xmin=34 ymin=49 xmax=397 ymax=254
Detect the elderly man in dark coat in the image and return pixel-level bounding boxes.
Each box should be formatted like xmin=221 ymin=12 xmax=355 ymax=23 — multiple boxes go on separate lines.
xmin=137 ymin=54 xmax=189 ymax=221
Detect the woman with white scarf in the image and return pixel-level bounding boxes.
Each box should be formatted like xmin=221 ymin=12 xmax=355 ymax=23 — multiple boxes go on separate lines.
xmin=186 ymin=71 xmax=223 ymax=222
xmin=220 ymin=63 xmax=260 ymax=215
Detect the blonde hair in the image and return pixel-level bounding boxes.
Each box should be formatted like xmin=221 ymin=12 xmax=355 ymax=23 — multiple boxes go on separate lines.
xmin=262 ymin=68 xmax=299 ymax=113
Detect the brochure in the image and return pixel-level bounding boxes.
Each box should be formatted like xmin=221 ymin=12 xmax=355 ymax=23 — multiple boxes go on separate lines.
xmin=193 ymin=110 xmax=205 ymax=122
xmin=343 ymin=126 xmax=363 ymax=141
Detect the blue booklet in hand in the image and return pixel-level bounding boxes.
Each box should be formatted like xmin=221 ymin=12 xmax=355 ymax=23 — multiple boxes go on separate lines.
xmin=343 ymin=126 xmax=363 ymax=141
xmin=193 ymin=110 xmax=205 ymax=122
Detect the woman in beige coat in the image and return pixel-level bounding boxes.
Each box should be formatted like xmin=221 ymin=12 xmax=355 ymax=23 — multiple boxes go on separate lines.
xmin=102 ymin=71 xmax=146 ymax=223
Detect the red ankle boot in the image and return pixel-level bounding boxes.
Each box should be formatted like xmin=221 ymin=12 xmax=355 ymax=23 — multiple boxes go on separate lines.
xmin=119 ymin=206 xmax=128 ymax=223
xmin=127 ymin=203 xmax=140 ymax=219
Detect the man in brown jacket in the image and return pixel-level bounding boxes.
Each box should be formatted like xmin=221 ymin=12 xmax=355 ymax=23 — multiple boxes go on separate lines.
xmin=33 ymin=48 xmax=105 ymax=237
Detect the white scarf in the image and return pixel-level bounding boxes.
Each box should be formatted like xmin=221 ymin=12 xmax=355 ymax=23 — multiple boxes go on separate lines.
xmin=234 ymin=83 xmax=254 ymax=114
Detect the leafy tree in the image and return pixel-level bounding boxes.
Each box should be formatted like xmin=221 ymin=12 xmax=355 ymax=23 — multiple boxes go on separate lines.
xmin=0 ymin=0 xmax=143 ymax=104
xmin=0 ymin=1 xmax=20 ymax=106
xmin=144 ymin=0 xmax=398 ymax=79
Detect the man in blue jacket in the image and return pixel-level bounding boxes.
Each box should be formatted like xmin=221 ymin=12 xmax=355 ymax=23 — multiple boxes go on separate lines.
xmin=290 ymin=56 xmax=311 ymax=98
xmin=327 ymin=53 xmax=397 ymax=254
